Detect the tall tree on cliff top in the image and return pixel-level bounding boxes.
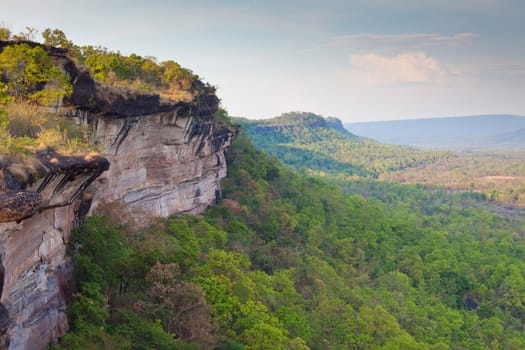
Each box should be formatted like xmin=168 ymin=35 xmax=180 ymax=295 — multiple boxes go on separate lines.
xmin=42 ymin=28 xmax=73 ymax=49
xmin=0 ymin=26 xmax=10 ymax=41
xmin=0 ymin=43 xmax=72 ymax=106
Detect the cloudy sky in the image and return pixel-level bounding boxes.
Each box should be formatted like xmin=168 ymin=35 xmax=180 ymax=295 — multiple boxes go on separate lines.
xmin=1 ymin=0 xmax=524 ymax=122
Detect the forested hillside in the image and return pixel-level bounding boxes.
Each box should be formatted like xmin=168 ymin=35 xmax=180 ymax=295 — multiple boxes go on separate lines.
xmin=239 ymin=112 xmax=525 ymax=207
xmin=236 ymin=112 xmax=450 ymax=179
xmin=4 ymin=26 xmax=525 ymax=350
xmin=381 ymin=151 xmax=525 ymax=207
xmin=55 ymin=133 xmax=525 ymax=349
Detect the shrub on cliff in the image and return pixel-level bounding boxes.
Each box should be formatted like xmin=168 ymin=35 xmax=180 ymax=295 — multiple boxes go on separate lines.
xmin=0 ymin=26 xmax=10 ymax=41
xmin=0 ymin=42 xmax=96 ymax=155
xmin=0 ymin=43 xmax=72 ymax=106
xmin=0 ymin=101 xmax=96 ymax=156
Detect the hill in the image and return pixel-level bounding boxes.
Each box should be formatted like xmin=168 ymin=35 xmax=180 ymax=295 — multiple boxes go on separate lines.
xmin=345 ymin=115 xmax=525 ymax=150
xmin=239 ymin=112 xmax=525 ymax=207
xmin=235 ymin=112 xmax=449 ymax=179
xmin=5 ymin=28 xmax=525 ymax=350
xmin=60 ymin=132 xmax=525 ymax=349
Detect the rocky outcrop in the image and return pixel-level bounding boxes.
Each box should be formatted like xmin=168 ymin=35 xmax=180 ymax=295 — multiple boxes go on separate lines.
xmin=1 ymin=205 xmax=77 ymax=350
xmin=55 ymin=44 xmax=236 ymax=216
xmin=0 ymin=151 xmax=109 ymax=349
xmin=83 ymin=108 xmax=234 ymax=217
xmin=0 ymin=41 xmax=236 ymax=349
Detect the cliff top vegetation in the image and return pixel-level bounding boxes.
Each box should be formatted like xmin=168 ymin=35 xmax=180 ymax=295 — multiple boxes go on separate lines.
xmin=0 ymin=25 xmax=224 ymax=160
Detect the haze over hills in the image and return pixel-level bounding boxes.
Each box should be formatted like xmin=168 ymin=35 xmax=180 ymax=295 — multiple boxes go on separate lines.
xmin=345 ymin=115 xmax=525 ymax=150
xmin=238 ymin=112 xmax=525 ymax=207
xmin=234 ymin=112 xmax=449 ymax=179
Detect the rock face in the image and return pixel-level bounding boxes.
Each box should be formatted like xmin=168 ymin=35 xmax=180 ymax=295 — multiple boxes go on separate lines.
xmin=0 ymin=152 xmax=109 ymax=350
xmin=0 ymin=41 xmax=235 ymax=349
xmin=62 ymin=45 xmax=235 ymax=216
xmin=86 ymin=110 xmax=234 ymax=216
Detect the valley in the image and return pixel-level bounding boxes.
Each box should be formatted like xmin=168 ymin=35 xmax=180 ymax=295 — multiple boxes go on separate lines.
xmin=238 ymin=112 xmax=525 ymax=208
xmin=1 ymin=25 xmax=525 ymax=350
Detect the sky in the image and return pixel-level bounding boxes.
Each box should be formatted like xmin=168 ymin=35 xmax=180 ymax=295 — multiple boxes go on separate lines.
xmin=1 ymin=0 xmax=524 ymax=122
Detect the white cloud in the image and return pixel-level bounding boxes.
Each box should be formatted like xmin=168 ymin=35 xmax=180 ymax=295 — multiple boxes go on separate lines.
xmin=348 ymin=52 xmax=444 ymax=85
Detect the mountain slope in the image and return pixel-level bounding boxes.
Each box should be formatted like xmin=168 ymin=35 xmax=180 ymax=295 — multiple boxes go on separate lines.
xmin=235 ymin=112 xmax=450 ymax=179
xmin=345 ymin=115 xmax=525 ymax=150
xmin=58 ymin=132 xmax=525 ymax=350
xmin=239 ymin=112 xmax=525 ymax=207
xmin=0 ymin=39 xmax=235 ymax=349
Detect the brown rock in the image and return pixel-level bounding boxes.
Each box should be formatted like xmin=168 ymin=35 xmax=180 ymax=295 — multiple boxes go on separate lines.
xmin=0 ymin=192 xmax=41 ymax=223
xmin=88 ymin=110 xmax=235 ymax=217
xmin=0 ymin=40 xmax=236 ymax=350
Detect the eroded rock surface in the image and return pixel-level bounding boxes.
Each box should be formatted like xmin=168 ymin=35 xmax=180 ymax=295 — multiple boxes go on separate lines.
xmin=87 ymin=110 xmax=235 ymax=216
xmin=0 ymin=205 xmax=75 ymax=350
xmin=0 ymin=151 xmax=109 ymax=349
xmin=0 ymin=40 xmax=235 ymax=350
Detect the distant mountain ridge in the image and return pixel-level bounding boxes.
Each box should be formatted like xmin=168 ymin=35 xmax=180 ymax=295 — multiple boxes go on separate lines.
xmin=235 ymin=112 xmax=449 ymax=179
xmin=345 ymin=115 xmax=525 ymax=150
xmin=238 ymin=111 xmax=357 ymax=139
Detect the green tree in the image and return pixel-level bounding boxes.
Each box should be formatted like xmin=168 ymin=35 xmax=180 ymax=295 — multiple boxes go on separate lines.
xmin=0 ymin=26 xmax=10 ymax=40
xmin=42 ymin=28 xmax=73 ymax=49
xmin=135 ymin=262 xmax=216 ymax=348
xmin=0 ymin=43 xmax=72 ymax=105
xmin=12 ymin=26 xmax=38 ymax=41
xmin=0 ymin=81 xmax=10 ymax=122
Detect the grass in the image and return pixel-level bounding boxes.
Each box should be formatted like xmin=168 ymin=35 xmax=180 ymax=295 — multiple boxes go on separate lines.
xmin=0 ymin=101 xmax=104 ymax=187
xmin=0 ymin=152 xmax=42 ymax=185
xmin=0 ymin=101 xmax=99 ymax=156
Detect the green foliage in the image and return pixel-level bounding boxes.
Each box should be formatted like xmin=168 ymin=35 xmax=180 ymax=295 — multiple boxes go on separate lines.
xmin=0 ymin=39 xmax=98 ymax=157
xmin=42 ymin=28 xmax=73 ymax=49
xmin=0 ymin=43 xmax=72 ymax=105
xmin=0 ymin=26 xmax=10 ymax=40
xmin=68 ymin=282 xmax=109 ymax=331
xmin=72 ymin=215 xmax=131 ymax=290
xmin=109 ymin=309 xmax=182 ymax=350
xmin=214 ymin=107 xmax=235 ymax=128
xmin=240 ymin=111 xmax=525 ymax=208
xmin=58 ymin=134 xmax=525 ymax=349
xmin=381 ymin=151 xmax=525 ymax=206
xmin=12 ymin=26 xmax=38 ymax=41
xmin=73 ymin=46 xmax=199 ymax=97
xmin=0 ymin=80 xmax=10 ymax=121
xmin=237 ymin=112 xmax=450 ymax=180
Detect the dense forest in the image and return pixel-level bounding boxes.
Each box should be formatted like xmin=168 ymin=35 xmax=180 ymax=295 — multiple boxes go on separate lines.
xmin=381 ymin=151 xmax=525 ymax=207
xmin=3 ymin=26 xmax=525 ymax=350
xmin=239 ymin=112 xmax=525 ymax=207
xmin=54 ymin=133 xmax=525 ymax=349
xmin=236 ymin=112 xmax=451 ymax=179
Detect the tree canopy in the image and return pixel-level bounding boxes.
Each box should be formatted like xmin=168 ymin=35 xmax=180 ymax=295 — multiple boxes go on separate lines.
xmin=55 ymin=132 xmax=525 ymax=350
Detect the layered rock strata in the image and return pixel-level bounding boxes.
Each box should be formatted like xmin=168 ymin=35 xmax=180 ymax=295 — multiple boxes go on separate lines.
xmin=0 ymin=152 xmax=109 ymax=349
xmin=84 ymin=109 xmax=234 ymax=216
xmin=63 ymin=49 xmax=235 ymax=216
xmin=0 ymin=40 xmax=235 ymax=349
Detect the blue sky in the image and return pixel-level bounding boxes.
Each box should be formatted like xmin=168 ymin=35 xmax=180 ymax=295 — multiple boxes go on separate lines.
xmin=1 ymin=0 xmax=524 ymax=122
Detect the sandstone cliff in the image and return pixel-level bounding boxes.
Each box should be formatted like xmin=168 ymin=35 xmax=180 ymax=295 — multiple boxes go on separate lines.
xmin=0 ymin=151 xmax=109 ymax=350
xmin=0 ymin=41 xmax=235 ymax=349
xmin=69 ymin=68 xmax=234 ymax=217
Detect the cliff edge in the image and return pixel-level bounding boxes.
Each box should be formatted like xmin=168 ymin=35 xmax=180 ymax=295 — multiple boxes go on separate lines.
xmin=0 ymin=41 xmax=236 ymax=349
xmin=0 ymin=151 xmax=109 ymax=350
